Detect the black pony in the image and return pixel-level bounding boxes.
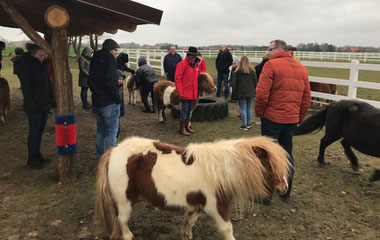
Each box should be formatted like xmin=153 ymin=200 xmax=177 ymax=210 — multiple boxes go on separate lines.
xmin=294 ymin=99 xmax=380 ymax=182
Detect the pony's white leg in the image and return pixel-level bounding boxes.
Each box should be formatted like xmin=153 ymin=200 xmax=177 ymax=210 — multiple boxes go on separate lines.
xmin=181 ymin=210 xmax=200 ymax=240
xmin=117 ymin=200 xmax=134 ymax=240
xmin=133 ymin=90 xmax=138 ymax=106
xmin=204 ymin=204 xmax=235 ymax=240
xmin=128 ymin=89 xmax=132 ymax=105
xmin=158 ymin=109 xmax=164 ymax=122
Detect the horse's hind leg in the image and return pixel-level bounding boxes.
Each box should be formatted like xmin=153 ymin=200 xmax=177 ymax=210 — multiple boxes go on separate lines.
xmin=369 ymin=169 xmax=380 ymax=182
xmin=341 ymin=139 xmax=359 ymax=171
xmin=318 ymin=134 xmax=341 ymax=167
xmin=117 ymin=200 xmax=134 ymax=240
xmin=181 ymin=210 xmax=200 ymax=240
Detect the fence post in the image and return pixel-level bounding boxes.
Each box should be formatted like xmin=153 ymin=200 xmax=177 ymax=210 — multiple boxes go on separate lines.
xmin=160 ymin=52 xmax=165 ymax=77
xmin=208 ymin=49 xmax=211 ymax=58
xmin=364 ymin=52 xmax=368 ymax=63
xmin=348 ymin=60 xmax=359 ymax=99
xmin=147 ymin=51 xmax=150 ymax=65
xmin=126 ymin=49 xmax=130 ymax=67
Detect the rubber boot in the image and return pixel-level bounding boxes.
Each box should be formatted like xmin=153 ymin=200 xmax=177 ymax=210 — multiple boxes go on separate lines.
xmin=37 ymin=152 xmax=51 ymax=164
xmin=185 ymin=121 xmax=195 ymax=134
xmin=27 ymin=154 xmax=44 ymax=169
xmin=179 ymin=122 xmax=190 ymax=136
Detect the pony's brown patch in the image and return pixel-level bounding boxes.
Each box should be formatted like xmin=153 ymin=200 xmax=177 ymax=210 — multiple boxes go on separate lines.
xmin=170 ymin=90 xmax=180 ymax=105
xmin=181 ymin=152 xmax=195 ymax=165
xmin=126 ymin=74 xmax=135 ymax=89
xmin=153 ymin=141 xmax=185 ymax=155
xmin=198 ymin=72 xmax=216 ymax=95
xmin=186 ymin=191 xmax=207 ymax=207
xmin=126 ymin=151 xmax=167 ymax=207
xmin=153 ymin=81 xmax=176 ymax=110
xmin=216 ymin=193 xmax=230 ymax=222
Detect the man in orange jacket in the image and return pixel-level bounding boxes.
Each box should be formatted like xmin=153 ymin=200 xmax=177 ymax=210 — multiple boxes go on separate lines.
xmin=255 ymin=39 xmax=311 ymax=203
xmin=175 ymin=46 xmax=205 ymax=136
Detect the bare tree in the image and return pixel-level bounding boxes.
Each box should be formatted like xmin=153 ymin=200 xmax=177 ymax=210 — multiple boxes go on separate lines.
xmin=89 ymin=34 xmax=98 ymax=51
xmin=68 ymin=36 xmax=82 ymax=58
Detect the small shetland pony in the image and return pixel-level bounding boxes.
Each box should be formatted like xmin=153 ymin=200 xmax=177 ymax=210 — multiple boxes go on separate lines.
xmin=0 ymin=78 xmax=10 ymax=125
xmin=310 ymin=82 xmax=337 ymax=106
xmin=153 ymin=72 xmax=216 ymax=122
xmin=95 ymin=136 xmax=290 ymax=240
xmin=126 ymin=74 xmax=139 ymax=106
xmin=295 ymin=99 xmax=380 ymax=182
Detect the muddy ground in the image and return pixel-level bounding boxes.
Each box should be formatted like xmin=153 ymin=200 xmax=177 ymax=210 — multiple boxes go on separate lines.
xmin=0 ymin=57 xmax=379 ymax=240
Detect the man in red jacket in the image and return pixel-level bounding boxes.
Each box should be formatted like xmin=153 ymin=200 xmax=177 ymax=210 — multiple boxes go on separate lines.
xmin=255 ymin=39 xmax=311 ymax=203
xmin=175 ymin=46 xmax=205 ymax=136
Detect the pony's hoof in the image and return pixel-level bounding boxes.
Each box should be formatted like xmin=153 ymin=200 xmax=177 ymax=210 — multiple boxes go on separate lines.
xmin=159 ymin=121 xmax=165 ymax=124
xmin=351 ymin=165 xmax=359 ymax=171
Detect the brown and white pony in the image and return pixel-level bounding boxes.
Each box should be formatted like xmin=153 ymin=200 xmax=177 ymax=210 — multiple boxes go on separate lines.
xmin=126 ymin=74 xmax=139 ymax=106
xmin=153 ymin=72 xmax=216 ymax=122
xmin=310 ymin=82 xmax=338 ymax=107
xmin=0 ymin=78 xmax=10 ymax=125
xmin=95 ymin=136 xmax=290 ymax=240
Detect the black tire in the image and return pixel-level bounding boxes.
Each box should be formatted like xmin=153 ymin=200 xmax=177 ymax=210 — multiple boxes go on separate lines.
xmin=171 ymin=97 xmax=229 ymax=122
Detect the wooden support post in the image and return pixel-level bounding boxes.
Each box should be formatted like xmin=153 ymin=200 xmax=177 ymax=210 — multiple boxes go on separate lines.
xmin=46 ymin=5 xmax=76 ymax=183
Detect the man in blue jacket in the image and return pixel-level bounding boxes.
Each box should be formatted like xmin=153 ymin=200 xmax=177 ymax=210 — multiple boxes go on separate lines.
xmin=88 ymin=39 xmax=120 ymax=159
xmin=163 ymin=45 xmax=182 ymax=82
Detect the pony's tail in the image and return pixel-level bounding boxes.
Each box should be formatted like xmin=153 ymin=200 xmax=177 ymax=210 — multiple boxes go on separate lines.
xmin=294 ymin=106 xmax=329 ymax=135
xmin=94 ymin=149 xmax=121 ymax=239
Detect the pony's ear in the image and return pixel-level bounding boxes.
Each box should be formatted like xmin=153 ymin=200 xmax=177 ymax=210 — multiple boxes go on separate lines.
xmin=251 ymin=146 xmax=270 ymax=167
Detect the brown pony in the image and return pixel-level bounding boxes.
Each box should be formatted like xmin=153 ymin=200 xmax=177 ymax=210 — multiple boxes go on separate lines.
xmin=310 ymin=82 xmax=337 ymax=106
xmin=126 ymin=74 xmax=139 ymax=106
xmin=95 ymin=136 xmax=290 ymax=240
xmin=153 ymin=72 xmax=216 ymax=122
xmin=0 ymin=78 xmax=10 ymax=125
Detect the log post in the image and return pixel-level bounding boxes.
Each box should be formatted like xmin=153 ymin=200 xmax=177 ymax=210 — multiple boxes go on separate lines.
xmin=46 ymin=5 xmax=76 ymax=183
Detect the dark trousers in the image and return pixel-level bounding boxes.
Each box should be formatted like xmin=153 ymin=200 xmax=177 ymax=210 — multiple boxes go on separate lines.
xmin=216 ymin=72 xmax=229 ymax=98
xmin=180 ymin=100 xmax=194 ymax=123
xmin=261 ymin=117 xmax=297 ymax=197
xmin=141 ymin=82 xmax=155 ymax=111
xmin=26 ymin=112 xmax=49 ymax=156
xmin=166 ymin=73 xmax=175 ymax=82
xmin=80 ymin=87 xmax=89 ymax=106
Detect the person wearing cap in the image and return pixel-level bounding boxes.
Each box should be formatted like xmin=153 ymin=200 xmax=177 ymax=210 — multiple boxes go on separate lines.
xmin=88 ymin=38 xmax=121 ymax=159
xmin=175 ymin=46 xmax=205 ymax=136
xmin=135 ymin=57 xmax=158 ymax=113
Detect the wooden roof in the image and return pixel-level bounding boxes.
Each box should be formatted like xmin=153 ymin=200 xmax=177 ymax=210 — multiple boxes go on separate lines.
xmin=0 ymin=0 xmax=163 ymax=36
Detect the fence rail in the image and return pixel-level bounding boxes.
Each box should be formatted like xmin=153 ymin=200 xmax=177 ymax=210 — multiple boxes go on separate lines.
xmin=121 ymin=50 xmax=380 ymax=108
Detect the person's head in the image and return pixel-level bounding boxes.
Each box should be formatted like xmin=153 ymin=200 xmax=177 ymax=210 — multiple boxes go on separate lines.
xmin=102 ymin=39 xmax=120 ymax=58
xmin=138 ymin=57 xmax=147 ymax=67
xmin=287 ymin=45 xmax=297 ymax=56
xmin=0 ymin=41 xmax=5 ymax=51
xmin=186 ymin=46 xmax=199 ymax=62
xmin=220 ymin=44 xmax=227 ymax=52
xmin=26 ymin=43 xmax=46 ymax=63
xmin=268 ymin=39 xmax=287 ymax=58
xmin=116 ymin=69 xmax=126 ymax=85
xmin=117 ymin=52 xmax=129 ymax=64
xmin=236 ymin=56 xmax=254 ymax=74
xmin=81 ymin=47 xmax=93 ymax=59
xmin=169 ymin=45 xmax=176 ymax=56
xmin=15 ymin=47 xmax=24 ymax=55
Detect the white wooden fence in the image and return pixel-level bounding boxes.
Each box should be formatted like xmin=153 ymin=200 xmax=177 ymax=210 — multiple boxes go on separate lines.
xmin=121 ymin=49 xmax=380 ymax=108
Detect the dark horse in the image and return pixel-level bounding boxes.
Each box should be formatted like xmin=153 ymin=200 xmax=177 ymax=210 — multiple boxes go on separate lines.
xmin=294 ymin=99 xmax=380 ymax=182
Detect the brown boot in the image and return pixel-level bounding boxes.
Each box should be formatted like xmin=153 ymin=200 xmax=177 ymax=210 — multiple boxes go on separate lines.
xmin=179 ymin=122 xmax=190 ymax=136
xmin=185 ymin=121 xmax=195 ymax=134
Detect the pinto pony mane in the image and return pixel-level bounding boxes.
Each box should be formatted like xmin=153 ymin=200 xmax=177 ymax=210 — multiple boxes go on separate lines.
xmin=184 ymin=136 xmax=290 ymax=202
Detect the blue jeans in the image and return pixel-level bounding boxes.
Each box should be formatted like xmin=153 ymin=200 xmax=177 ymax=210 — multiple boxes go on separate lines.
xmin=180 ymin=100 xmax=194 ymax=123
xmin=239 ymin=98 xmax=254 ymax=126
xmin=80 ymin=87 xmax=89 ymax=106
xmin=261 ymin=117 xmax=297 ymax=197
xmin=216 ymin=72 xmax=229 ymax=98
xmin=92 ymin=104 xmax=120 ymax=159
xmin=26 ymin=112 xmax=49 ymax=156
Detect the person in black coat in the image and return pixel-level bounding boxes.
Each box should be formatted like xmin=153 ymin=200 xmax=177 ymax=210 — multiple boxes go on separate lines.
xmin=0 ymin=41 xmax=5 ymax=74
xmin=163 ymin=45 xmax=182 ymax=82
xmin=215 ymin=44 xmax=233 ymax=99
xmin=254 ymin=54 xmax=270 ymax=81
xmin=11 ymin=47 xmax=24 ymax=88
xmin=88 ymin=39 xmax=121 ymax=159
xmin=135 ymin=57 xmax=158 ymax=113
xmin=116 ymin=52 xmax=135 ymax=75
xmin=19 ymin=43 xmax=56 ymax=169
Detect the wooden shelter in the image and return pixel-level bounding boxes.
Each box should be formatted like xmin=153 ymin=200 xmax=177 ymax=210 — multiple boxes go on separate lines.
xmin=0 ymin=0 xmax=162 ymax=182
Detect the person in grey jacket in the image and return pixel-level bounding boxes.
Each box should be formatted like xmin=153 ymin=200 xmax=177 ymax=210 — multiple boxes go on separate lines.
xmin=135 ymin=57 xmax=158 ymax=113
xmin=234 ymin=56 xmax=257 ymax=130
xmin=78 ymin=47 xmax=93 ymax=109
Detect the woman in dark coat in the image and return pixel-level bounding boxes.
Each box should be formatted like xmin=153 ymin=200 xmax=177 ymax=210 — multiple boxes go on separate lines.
xmin=78 ymin=47 xmax=93 ymax=109
xmin=19 ymin=43 xmax=56 ymax=169
xmin=235 ymin=56 xmax=257 ymax=130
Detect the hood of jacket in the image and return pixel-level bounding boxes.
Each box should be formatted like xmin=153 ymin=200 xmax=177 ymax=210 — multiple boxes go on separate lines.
xmin=81 ymin=47 xmax=93 ymax=59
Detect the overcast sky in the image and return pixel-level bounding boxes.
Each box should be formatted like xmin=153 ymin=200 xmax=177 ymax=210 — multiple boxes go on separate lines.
xmin=1 ymin=0 xmax=380 ymax=47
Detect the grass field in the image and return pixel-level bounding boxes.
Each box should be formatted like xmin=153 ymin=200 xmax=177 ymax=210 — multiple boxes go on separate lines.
xmin=0 ymin=56 xmax=379 ymax=240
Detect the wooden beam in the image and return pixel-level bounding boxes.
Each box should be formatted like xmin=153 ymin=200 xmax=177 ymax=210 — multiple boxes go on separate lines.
xmin=0 ymin=2 xmax=53 ymax=55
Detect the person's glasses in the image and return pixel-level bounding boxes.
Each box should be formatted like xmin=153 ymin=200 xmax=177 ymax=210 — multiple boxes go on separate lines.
xmin=268 ymin=46 xmax=278 ymax=52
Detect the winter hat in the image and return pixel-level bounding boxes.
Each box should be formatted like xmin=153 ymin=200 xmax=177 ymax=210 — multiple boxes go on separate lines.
xmin=117 ymin=52 xmax=129 ymax=63
xmin=138 ymin=57 xmax=147 ymax=67
xmin=102 ymin=39 xmax=119 ymax=51
xmin=116 ymin=69 xmax=126 ymax=79
xmin=15 ymin=47 xmax=24 ymax=55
